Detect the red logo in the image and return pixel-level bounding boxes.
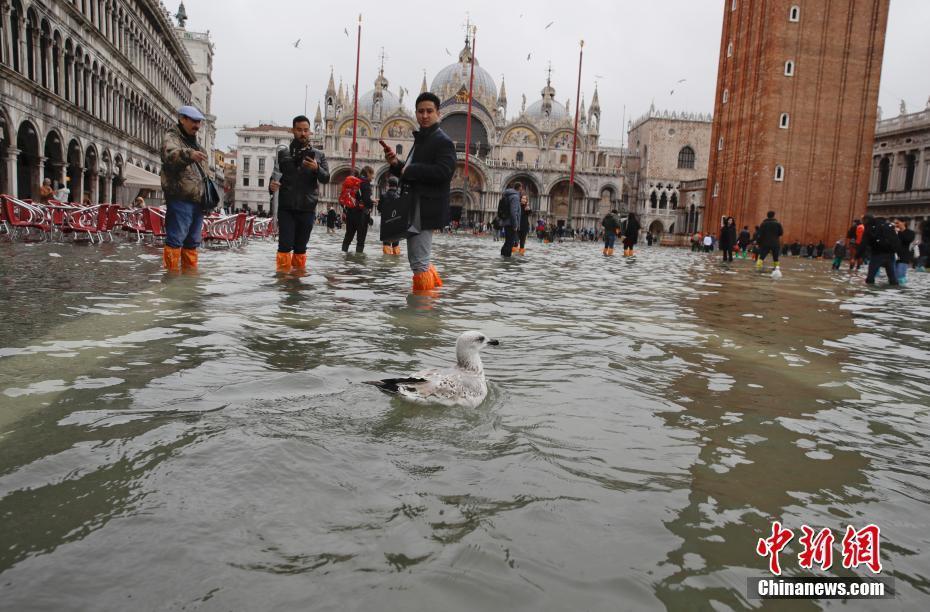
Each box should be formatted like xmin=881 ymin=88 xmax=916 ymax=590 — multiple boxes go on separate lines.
xmin=842 ymin=524 xmax=882 ymax=574
xmin=798 ymin=525 xmax=835 ymax=571
xmin=756 ymin=521 xmax=794 ymax=576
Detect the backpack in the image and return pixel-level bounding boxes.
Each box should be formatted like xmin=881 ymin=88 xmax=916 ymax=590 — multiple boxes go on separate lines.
xmin=338 ymin=176 xmax=363 ymax=209
xmin=496 ymin=194 xmax=511 ymax=221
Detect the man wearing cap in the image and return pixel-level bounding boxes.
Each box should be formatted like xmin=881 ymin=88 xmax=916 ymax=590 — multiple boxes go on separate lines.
xmin=160 ymin=105 xmax=209 ymax=272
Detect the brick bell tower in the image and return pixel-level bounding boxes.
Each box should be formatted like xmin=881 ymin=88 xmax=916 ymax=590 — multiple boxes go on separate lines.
xmin=703 ymin=0 xmax=891 ymax=244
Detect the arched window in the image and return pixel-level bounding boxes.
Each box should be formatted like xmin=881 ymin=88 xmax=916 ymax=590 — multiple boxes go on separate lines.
xmin=713 ymin=183 xmax=720 ymax=197
xmin=650 ymin=192 xmax=658 ymax=208
xmin=516 ymin=151 xmax=524 ymax=163
xmin=780 ymin=113 xmax=790 ymax=129
xmin=723 ymin=89 xmax=729 ymax=104
xmin=718 ymin=137 xmax=724 ymax=151
xmin=789 ymin=5 xmax=800 ymax=22
xmin=678 ymin=146 xmax=696 ymax=169
xmin=774 ymin=165 xmax=785 ymax=182
xmin=670 ymin=193 xmax=679 ymax=209
xmin=395 ymin=144 xmax=403 ymax=156
xmin=659 ymin=193 xmax=668 ymax=209
xmin=727 ymin=42 xmax=733 ymax=58
xmin=784 ymin=60 xmax=795 ymax=76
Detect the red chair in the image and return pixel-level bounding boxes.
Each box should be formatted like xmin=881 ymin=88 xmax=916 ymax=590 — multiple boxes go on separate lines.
xmin=67 ymin=205 xmax=101 ymax=243
xmin=204 ymin=213 xmax=247 ymax=247
xmin=143 ymin=207 xmax=166 ymax=243
xmin=2 ymin=195 xmax=52 ymax=240
xmin=119 ymin=208 xmax=146 ymax=241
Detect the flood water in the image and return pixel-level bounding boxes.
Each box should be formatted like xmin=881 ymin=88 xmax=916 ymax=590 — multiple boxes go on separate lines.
xmin=1 ymin=233 xmax=928 ymax=611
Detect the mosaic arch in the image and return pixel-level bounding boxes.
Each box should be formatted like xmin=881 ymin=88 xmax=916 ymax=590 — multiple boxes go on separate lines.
xmin=502 ymin=126 xmax=539 ymax=146
xmin=381 ymin=119 xmax=415 ymax=139
xmin=549 ymin=130 xmax=580 ymax=150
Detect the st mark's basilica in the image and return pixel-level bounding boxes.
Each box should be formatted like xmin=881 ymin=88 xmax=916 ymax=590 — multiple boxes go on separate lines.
xmin=310 ymin=37 xmax=626 ymax=229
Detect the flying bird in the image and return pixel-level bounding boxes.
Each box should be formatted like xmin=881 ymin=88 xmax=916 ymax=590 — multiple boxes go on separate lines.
xmin=445 ymin=48 xmax=451 ymax=56
xmin=365 ymin=332 xmax=499 ymax=408
xmin=670 ymin=90 xmax=675 ymax=95
xmin=545 ymin=21 xmax=554 ymax=29
xmin=526 ymin=52 xmax=532 ymax=61
xmin=594 ymin=74 xmax=605 ymax=79
xmin=344 ymin=27 xmax=349 ymax=37
xmin=677 ymin=78 xmax=687 ymax=83
xmin=293 ymin=39 xmax=301 ymax=48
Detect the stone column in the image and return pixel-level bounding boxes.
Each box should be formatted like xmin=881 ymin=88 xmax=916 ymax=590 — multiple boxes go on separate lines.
xmin=101 ymin=172 xmax=112 ymax=204
xmin=3 ymin=148 xmax=19 ymax=197
xmin=51 ymin=162 xmax=66 ymax=188
xmin=16 ymin=15 xmax=27 ymax=75
xmin=1 ymin=3 xmax=11 ymax=67
xmin=37 ymin=155 xmax=46 ymax=183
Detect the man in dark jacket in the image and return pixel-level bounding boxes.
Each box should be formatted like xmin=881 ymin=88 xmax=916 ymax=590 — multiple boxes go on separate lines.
xmin=864 ymin=215 xmax=900 ymax=285
xmin=601 ymin=209 xmax=621 ymax=256
xmin=737 ymin=225 xmax=751 ymax=258
xmin=270 ymin=115 xmax=330 ymax=272
xmin=342 ymin=166 xmax=374 ymax=253
xmin=500 ymin=182 xmax=522 ymax=258
xmin=517 ymin=194 xmax=531 ymax=255
xmin=384 ymin=92 xmax=456 ymax=291
xmin=755 ymin=210 xmax=784 ymax=271
xmin=379 ymin=176 xmax=402 ymax=255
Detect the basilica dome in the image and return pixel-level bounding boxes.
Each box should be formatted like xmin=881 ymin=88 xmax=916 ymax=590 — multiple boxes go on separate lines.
xmin=357 ymin=87 xmax=402 ymax=119
xmin=525 ymin=98 xmax=569 ymax=122
xmin=430 ymin=41 xmax=497 ymax=110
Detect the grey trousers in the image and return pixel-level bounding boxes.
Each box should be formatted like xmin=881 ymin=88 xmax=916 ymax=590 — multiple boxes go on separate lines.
xmin=407 ymin=230 xmax=433 ymax=273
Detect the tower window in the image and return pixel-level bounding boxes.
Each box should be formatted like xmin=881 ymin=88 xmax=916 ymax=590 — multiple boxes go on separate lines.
xmin=723 ymin=89 xmax=729 ymax=104
xmin=718 ymin=137 xmax=724 ymax=151
xmin=779 ymin=113 xmax=790 ymax=129
xmin=713 ymin=183 xmax=719 ymax=197
xmin=785 ymin=60 xmax=795 ymax=76
xmin=731 ymin=0 xmax=737 ymax=10
xmin=678 ymin=146 xmax=696 ymax=169
xmin=789 ymin=6 xmax=800 ymax=22
xmin=727 ymin=42 xmax=733 ymax=58
xmin=775 ymin=165 xmax=785 ymax=182
xmin=395 ymin=144 xmax=403 ymax=155
xmin=516 ymin=151 xmax=524 ymax=163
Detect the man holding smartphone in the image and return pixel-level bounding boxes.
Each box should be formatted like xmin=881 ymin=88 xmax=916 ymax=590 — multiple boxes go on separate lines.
xmin=383 ymin=92 xmax=456 ymax=292
xmin=270 ymin=115 xmax=330 ymax=272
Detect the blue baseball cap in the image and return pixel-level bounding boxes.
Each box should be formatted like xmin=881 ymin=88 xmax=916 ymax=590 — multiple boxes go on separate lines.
xmin=178 ymin=105 xmax=205 ymax=121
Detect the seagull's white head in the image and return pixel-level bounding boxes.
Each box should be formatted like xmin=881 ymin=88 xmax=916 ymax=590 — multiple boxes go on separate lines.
xmin=455 ymin=331 xmax=499 ymax=372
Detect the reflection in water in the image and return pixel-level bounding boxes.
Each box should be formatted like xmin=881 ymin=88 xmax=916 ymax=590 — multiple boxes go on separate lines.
xmin=0 ymin=235 xmax=928 ymax=610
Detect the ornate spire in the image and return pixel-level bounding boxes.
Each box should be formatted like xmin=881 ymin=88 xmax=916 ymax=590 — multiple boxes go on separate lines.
xmin=579 ymin=95 xmax=586 ymax=123
xmin=497 ymin=76 xmax=507 ymax=106
xmin=420 ymin=70 xmax=428 ymax=94
xmin=326 ymin=68 xmax=336 ymax=98
xmin=589 ymin=84 xmax=600 ymax=115
xmin=314 ymin=103 xmax=322 ymax=124
xmin=539 ymin=66 xmax=556 ymax=118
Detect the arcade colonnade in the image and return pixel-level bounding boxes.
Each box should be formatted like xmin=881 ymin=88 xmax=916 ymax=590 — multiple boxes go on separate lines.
xmin=0 ymin=0 xmax=194 ymax=202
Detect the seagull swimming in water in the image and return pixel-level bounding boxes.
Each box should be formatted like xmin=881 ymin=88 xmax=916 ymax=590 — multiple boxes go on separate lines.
xmin=365 ymin=331 xmax=499 ymax=408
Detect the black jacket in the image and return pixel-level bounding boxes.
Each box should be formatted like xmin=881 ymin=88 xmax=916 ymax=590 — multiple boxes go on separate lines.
xmin=358 ymin=178 xmax=373 ymax=211
xmin=897 ymin=228 xmax=915 ymax=262
xmin=738 ymin=229 xmax=751 ymax=246
xmin=623 ymin=216 xmax=641 ymax=242
xmin=389 ymin=123 xmax=456 ymax=230
xmin=719 ymin=224 xmax=737 ymax=248
xmin=378 ymin=187 xmax=399 ymax=215
xmin=275 ymin=140 xmax=330 ymax=212
xmin=519 ymin=206 xmax=530 ymax=233
xmin=601 ymin=212 xmax=621 ymax=235
xmin=865 ymin=219 xmax=901 ymax=255
xmin=757 ymin=217 xmax=783 ymax=248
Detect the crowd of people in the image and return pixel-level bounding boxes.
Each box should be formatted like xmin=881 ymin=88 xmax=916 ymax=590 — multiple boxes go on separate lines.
xmin=687 ymin=211 xmax=929 ymax=286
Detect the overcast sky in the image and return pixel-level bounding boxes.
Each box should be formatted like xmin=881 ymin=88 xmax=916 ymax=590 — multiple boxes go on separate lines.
xmin=174 ymin=0 xmax=930 ymax=151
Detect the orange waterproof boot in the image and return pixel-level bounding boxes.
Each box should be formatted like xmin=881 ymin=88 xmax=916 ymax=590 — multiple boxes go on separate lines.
xmin=181 ymin=248 xmax=198 ymax=271
xmin=608 ymin=248 xmax=614 ymax=256
xmin=163 ymin=246 xmax=181 ymax=272
xmin=382 ymin=244 xmax=392 ymax=254
xmin=276 ymin=251 xmax=292 ymax=271
xmin=519 ymin=247 xmax=526 ymax=256
xmin=602 ymin=248 xmax=608 ymax=256
xmin=511 ymin=246 xmax=518 ymax=254
xmin=412 ymin=269 xmax=435 ymax=292
xmin=429 ymin=264 xmax=443 ymax=288
xmin=291 ymin=253 xmax=307 ymax=270
xmin=393 ymin=245 xmax=402 ymax=256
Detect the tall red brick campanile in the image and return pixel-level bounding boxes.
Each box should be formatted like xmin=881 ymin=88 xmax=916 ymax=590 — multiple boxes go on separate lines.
xmin=704 ymin=0 xmax=890 ymax=243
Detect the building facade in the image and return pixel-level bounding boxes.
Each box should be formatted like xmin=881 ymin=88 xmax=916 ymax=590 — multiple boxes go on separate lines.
xmin=704 ymin=0 xmax=890 ymax=244
xmin=173 ymin=2 xmax=214 ymax=168
xmin=309 ymin=39 xmax=624 ymax=229
xmin=625 ymin=106 xmax=712 ymax=240
xmin=0 ymin=0 xmax=196 ymax=203
xmin=233 ymin=124 xmax=290 ymax=214
xmin=867 ymin=102 xmax=930 ymax=225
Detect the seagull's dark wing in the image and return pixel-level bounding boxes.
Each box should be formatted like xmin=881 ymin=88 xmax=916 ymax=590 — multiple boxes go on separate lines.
xmin=364 ymin=377 xmax=428 ymax=395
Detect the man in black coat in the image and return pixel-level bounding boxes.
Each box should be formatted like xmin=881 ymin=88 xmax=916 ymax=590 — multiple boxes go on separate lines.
xmin=269 ymin=115 xmax=330 ymax=272
xmin=384 ymin=92 xmax=456 ymax=291
xmin=500 ymin=182 xmax=522 ymax=258
xmin=864 ymin=214 xmax=900 ymax=285
xmin=754 ymin=210 xmax=784 ymax=270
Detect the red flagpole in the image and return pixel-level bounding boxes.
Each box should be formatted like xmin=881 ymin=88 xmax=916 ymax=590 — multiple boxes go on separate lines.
xmin=350 ymin=14 xmax=362 ymax=171
xmin=567 ymin=40 xmax=584 ymax=228
xmin=464 ymin=25 xmax=477 ymax=183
